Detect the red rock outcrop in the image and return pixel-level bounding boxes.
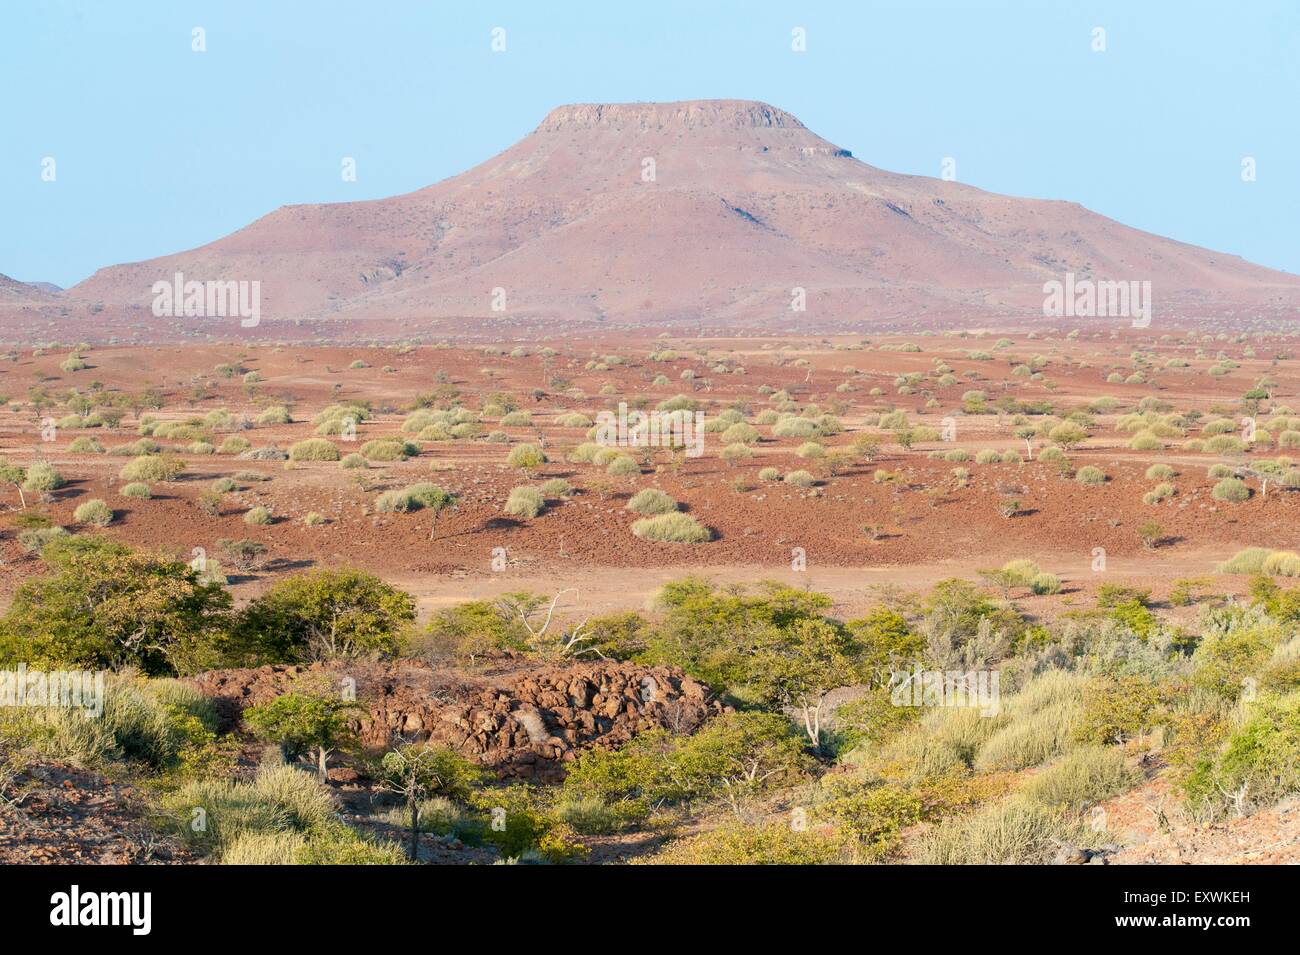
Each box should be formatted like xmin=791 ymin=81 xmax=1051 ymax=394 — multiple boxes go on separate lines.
xmin=189 ymin=659 xmax=724 ymax=782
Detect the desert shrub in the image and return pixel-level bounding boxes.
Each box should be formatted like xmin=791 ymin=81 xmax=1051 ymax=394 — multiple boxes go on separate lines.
xmin=243 ymin=506 xmax=272 ymax=526
xmin=555 ymin=413 xmax=593 ymax=429
xmin=0 ymin=675 xmax=220 ymax=772
xmin=1262 ymin=551 xmax=1300 ymax=577
xmin=606 ymin=455 xmax=640 ymax=477
xmin=721 ymin=442 xmax=754 ymax=464
xmin=1074 ymin=466 xmax=1106 ymax=485
xmin=916 ymin=799 xmax=1093 ymax=864
xmin=564 ymin=713 xmax=808 ymax=821
xmin=1074 ymin=675 xmax=1166 ymax=745
xmin=375 ymin=483 xmax=453 ymax=514
xmin=973 ymin=671 xmax=1086 ymax=772
xmin=256 ymin=406 xmax=292 ymax=426
xmin=974 ymin=449 xmax=1001 ymax=465
xmin=1048 ymin=422 xmax=1088 ymax=448
xmin=1029 ymin=573 xmax=1061 ymax=596
xmin=1207 ymin=463 xmax=1234 ymax=478
xmin=567 ymin=442 xmax=601 ymax=463
xmin=507 ymin=444 xmax=547 ymax=470
xmin=631 ymin=512 xmax=711 ymax=543
xmin=120 ymin=482 xmax=151 ymax=499
xmin=1205 ymin=434 xmax=1245 ymax=454
xmin=423 ymin=599 xmax=531 ymax=659
xmin=360 ymin=438 xmax=416 ymax=462
xmin=73 ymin=499 xmax=113 ymax=526
xmin=539 ymin=478 xmax=574 ymax=498
xmin=1211 ymin=477 xmax=1250 ymax=502
xmin=1219 ymin=547 xmax=1273 ymax=575
xmin=813 ymin=782 xmax=922 ymax=859
xmin=651 ymin=822 xmax=844 ymax=865
xmin=22 ymin=461 xmax=64 ymax=495
xmin=625 ymin=488 xmax=677 ymax=515
xmin=0 ymin=538 xmax=231 ymax=674
xmin=1145 ymin=463 xmax=1176 ymax=480
xmin=302 ymin=512 xmax=327 ymax=526
xmin=721 ymin=422 xmax=759 ymax=445
xmin=795 ymin=441 xmax=825 ymax=461
xmin=217 ymin=436 xmax=250 ymax=455
xmin=119 ymin=455 xmax=185 ymax=482
xmin=1143 ymin=482 xmax=1175 ymax=505
xmin=783 ymin=469 xmax=815 ymax=488
xmin=772 ymin=417 xmax=818 ymax=439
xmin=1020 ymin=746 xmax=1138 ymax=810
xmin=164 ymin=765 xmax=340 ymax=861
xmin=1184 ymin=693 xmax=1300 ymax=816
xmin=1128 ymin=431 xmax=1163 ymax=451
xmin=758 ymin=467 xmax=781 ymax=481
xmin=211 ymin=477 xmax=237 ymax=493
xmin=340 ymin=452 xmax=367 ymax=469
xmin=1191 ymin=622 xmax=1277 ymax=699
xmin=288 ymin=439 xmax=340 ymax=462
xmin=504 ymin=486 xmax=545 ymax=518
xmin=67 ymin=436 xmax=104 ymax=453
xmin=233 ymin=568 xmax=414 ymax=663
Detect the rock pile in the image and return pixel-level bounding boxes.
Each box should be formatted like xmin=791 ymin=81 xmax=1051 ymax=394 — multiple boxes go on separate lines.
xmin=189 ymin=659 xmax=723 ymax=782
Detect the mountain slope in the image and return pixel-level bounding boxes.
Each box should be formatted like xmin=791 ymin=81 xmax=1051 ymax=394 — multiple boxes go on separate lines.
xmin=66 ymin=99 xmax=1300 ymax=330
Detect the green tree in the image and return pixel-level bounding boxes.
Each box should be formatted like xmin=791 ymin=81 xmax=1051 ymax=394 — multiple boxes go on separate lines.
xmin=0 ymin=459 xmax=27 ymax=509
xmin=245 ymin=692 xmax=358 ymax=781
xmin=749 ymin=617 xmax=869 ymax=750
xmin=378 ymin=742 xmax=483 ymax=860
xmin=235 ymin=569 xmax=415 ymax=663
xmin=1048 ymin=421 xmax=1088 ymax=450
xmin=0 ymin=538 xmax=231 ymax=675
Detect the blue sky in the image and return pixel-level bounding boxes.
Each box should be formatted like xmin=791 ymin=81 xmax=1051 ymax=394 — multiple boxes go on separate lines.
xmin=2 ymin=0 xmax=1296 ymax=288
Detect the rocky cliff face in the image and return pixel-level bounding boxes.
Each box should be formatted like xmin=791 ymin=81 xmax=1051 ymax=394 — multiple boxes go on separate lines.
xmin=189 ymin=659 xmax=725 ymax=782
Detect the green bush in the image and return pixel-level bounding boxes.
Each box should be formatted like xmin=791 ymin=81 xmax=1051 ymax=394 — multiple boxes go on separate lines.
xmin=1212 ymin=477 xmax=1250 ymax=502
xmin=1185 ymin=693 xmax=1300 ymax=816
xmin=504 ymin=486 xmax=545 ymax=518
xmin=118 ymin=455 xmax=185 ymax=482
xmin=650 ymin=822 xmax=844 ymax=865
xmin=73 ymin=499 xmax=113 ymax=526
xmin=916 ymin=799 xmax=1092 ymax=864
xmin=506 ymin=444 xmax=547 ymax=470
xmin=120 ymin=482 xmax=151 ymax=499
xmin=288 ymin=439 xmax=341 ymax=462
xmin=1020 ymin=746 xmax=1138 ymax=809
xmin=375 ymin=483 xmax=453 ymax=514
xmin=360 ymin=438 xmax=416 ymax=462
xmin=22 ymin=461 xmax=64 ymax=495
xmin=625 ymin=488 xmax=677 ymax=515
xmin=244 ymin=506 xmax=272 ymax=526
xmin=233 ymin=568 xmax=414 ymax=663
xmin=1074 ymin=466 xmax=1106 ymax=485
xmin=631 ymin=512 xmax=711 ymax=543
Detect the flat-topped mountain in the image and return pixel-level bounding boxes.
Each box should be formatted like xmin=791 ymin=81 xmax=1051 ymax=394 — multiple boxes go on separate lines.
xmin=60 ymin=99 xmax=1300 ymax=332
